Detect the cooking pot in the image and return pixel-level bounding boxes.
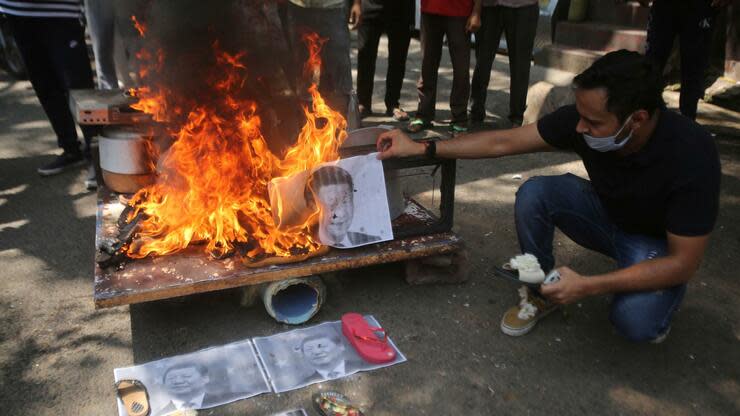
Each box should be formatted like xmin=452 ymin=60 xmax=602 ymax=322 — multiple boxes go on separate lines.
xmin=98 ymin=126 xmax=156 ymax=194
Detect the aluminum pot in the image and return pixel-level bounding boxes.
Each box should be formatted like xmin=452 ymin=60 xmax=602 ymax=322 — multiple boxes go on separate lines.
xmin=98 ymin=126 xmax=156 ymax=194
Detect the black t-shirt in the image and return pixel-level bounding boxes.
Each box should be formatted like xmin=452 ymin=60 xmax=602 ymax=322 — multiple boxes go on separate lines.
xmin=537 ymin=105 xmax=721 ymax=238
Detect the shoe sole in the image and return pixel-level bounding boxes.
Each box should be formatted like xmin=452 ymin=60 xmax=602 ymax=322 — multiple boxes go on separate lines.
xmin=37 ymin=159 xmax=85 ymax=176
xmin=500 ymin=306 xmax=558 ymax=337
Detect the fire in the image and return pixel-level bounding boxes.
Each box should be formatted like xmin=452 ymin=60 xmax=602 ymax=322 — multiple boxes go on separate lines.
xmin=126 ymin=33 xmax=346 ymax=260
xmin=131 ymin=15 xmax=147 ymax=38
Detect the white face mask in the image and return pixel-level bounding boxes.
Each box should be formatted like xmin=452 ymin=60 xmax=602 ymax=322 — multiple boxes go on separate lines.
xmin=583 ymin=114 xmax=633 ymax=152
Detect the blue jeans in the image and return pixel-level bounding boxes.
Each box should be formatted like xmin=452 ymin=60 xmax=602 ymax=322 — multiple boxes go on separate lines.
xmin=514 ymin=174 xmax=686 ymax=342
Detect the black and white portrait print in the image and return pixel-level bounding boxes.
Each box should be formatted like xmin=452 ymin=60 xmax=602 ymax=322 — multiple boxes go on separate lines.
xmin=114 ymin=340 xmax=270 ymax=416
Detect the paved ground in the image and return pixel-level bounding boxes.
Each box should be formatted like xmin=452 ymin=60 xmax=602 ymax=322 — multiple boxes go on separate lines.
xmin=1 ymin=35 xmax=739 ymax=416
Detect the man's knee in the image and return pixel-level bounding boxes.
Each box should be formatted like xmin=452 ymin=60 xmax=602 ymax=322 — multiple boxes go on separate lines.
xmin=515 ymin=176 xmax=549 ymax=206
xmin=610 ymin=309 xmax=662 ymax=343
xmin=609 ymin=288 xmax=683 ymax=343
xmin=515 ymin=175 xmax=571 ymax=212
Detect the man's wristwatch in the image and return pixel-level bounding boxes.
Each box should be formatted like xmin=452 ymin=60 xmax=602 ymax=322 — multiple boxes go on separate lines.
xmin=423 ymin=140 xmax=436 ymax=158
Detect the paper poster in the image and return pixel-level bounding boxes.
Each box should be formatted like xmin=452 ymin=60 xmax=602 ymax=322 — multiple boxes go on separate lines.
xmin=269 ymin=153 xmax=394 ymax=248
xmin=253 ymin=316 xmax=406 ymax=393
xmin=114 ymin=340 xmax=270 ymax=416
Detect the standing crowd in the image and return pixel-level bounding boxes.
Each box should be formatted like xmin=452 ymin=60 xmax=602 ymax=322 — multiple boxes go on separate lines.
xmin=0 ymin=0 xmax=726 ymax=185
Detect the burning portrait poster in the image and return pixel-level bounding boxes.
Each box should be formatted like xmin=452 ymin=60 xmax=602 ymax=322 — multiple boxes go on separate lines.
xmin=269 ymin=153 xmax=394 ymax=249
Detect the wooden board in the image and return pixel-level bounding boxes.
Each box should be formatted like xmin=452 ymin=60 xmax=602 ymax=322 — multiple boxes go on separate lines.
xmin=94 ymin=189 xmax=463 ymax=308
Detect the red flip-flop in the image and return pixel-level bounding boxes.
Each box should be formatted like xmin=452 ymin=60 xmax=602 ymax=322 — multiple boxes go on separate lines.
xmin=341 ymin=313 xmax=396 ymax=364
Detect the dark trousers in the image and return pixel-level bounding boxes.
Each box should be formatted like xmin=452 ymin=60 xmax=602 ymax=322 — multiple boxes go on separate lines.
xmin=470 ymin=4 xmax=539 ymax=124
xmin=356 ymin=17 xmax=411 ymax=111
xmin=8 ymin=16 xmax=95 ymax=155
xmin=416 ymin=13 xmax=470 ymax=123
xmin=646 ymin=0 xmax=716 ymax=120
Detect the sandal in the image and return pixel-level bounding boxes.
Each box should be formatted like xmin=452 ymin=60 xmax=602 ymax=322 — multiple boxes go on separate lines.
xmin=405 ymin=118 xmax=431 ymax=133
xmin=313 ymin=392 xmax=364 ymax=416
xmin=449 ymin=122 xmax=468 ymax=136
xmin=386 ymin=107 xmax=410 ymax=121
xmin=491 ymin=253 xmax=546 ymax=290
xmin=115 ymin=379 xmax=150 ymax=416
xmin=342 ymin=313 xmax=396 ymax=364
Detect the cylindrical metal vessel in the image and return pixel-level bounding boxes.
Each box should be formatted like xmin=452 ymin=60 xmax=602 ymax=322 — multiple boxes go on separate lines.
xmin=98 ymin=127 xmax=156 ymax=193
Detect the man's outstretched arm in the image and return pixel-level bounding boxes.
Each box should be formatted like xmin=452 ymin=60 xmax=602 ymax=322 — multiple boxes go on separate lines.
xmin=376 ymin=123 xmax=554 ymax=160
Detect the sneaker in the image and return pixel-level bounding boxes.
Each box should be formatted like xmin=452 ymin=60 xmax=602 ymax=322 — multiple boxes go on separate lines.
xmin=37 ymin=151 xmax=85 ymax=176
xmin=500 ymin=286 xmax=558 ymax=336
xmin=650 ymin=326 xmax=671 ymax=344
xmin=508 ymin=115 xmax=523 ymax=127
xmin=358 ymin=104 xmax=372 ymax=119
xmin=449 ymin=122 xmax=468 ymax=137
xmin=85 ymin=163 xmax=98 ymax=190
xmin=406 ymin=118 xmax=432 ymax=133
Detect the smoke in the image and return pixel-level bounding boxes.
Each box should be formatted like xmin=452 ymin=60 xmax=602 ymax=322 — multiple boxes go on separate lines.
xmin=133 ymin=0 xmax=304 ymax=151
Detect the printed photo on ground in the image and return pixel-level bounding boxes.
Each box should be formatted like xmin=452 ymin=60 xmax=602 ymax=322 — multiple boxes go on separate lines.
xmin=254 ymin=316 xmax=406 ymax=393
xmin=114 ymin=340 xmax=270 ymax=416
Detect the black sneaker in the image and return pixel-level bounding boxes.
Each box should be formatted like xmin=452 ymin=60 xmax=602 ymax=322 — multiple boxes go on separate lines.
xmin=37 ymin=152 xmax=85 ymax=176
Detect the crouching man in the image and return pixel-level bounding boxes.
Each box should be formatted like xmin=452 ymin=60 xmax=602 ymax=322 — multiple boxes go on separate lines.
xmin=376 ymin=50 xmax=720 ymax=343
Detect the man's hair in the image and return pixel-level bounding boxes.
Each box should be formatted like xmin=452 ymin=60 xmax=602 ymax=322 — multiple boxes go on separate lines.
xmin=304 ymin=165 xmax=354 ymax=207
xmin=162 ymin=363 xmax=209 ymax=384
xmin=573 ymin=50 xmax=665 ymax=122
xmin=299 ymin=328 xmax=343 ymax=353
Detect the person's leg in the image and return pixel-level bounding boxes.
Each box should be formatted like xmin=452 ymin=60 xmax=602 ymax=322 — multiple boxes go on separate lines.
xmin=503 ymin=4 xmax=539 ymax=126
xmin=609 ymin=233 xmax=686 ymax=342
xmin=514 ymin=174 xmax=617 ymax=272
xmin=317 ymin=7 xmax=353 ymax=115
xmin=644 ymin=0 xmax=677 ymax=77
xmin=470 ymin=6 xmax=503 ymax=122
xmin=356 ymin=18 xmax=383 ymax=111
xmin=415 ymin=13 xmax=445 ymax=123
xmin=85 ymin=0 xmax=119 ymax=89
xmin=675 ymin=0 xmax=716 ymax=120
xmin=445 ymin=16 xmax=471 ymax=125
xmin=10 ymin=17 xmax=82 ymax=156
xmin=383 ymin=18 xmax=411 ymax=112
xmin=48 ymin=18 xmax=96 ymax=153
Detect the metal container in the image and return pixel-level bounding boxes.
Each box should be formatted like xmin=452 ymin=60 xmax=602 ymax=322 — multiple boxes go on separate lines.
xmin=98 ymin=126 xmax=156 ymax=194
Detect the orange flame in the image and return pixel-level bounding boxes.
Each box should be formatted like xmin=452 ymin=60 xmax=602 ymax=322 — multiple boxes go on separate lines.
xmin=131 ymin=15 xmax=147 ymax=38
xmin=126 ymin=35 xmax=346 ymax=260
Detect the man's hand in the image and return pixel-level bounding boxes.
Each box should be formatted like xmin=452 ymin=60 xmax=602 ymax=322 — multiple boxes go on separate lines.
xmin=466 ymin=12 xmax=481 ymax=33
xmin=348 ymin=1 xmax=362 ymax=30
xmin=540 ymin=266 xmax=590 ymax=305
xmin=376 ymin=129 xmax=426 ymax=160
